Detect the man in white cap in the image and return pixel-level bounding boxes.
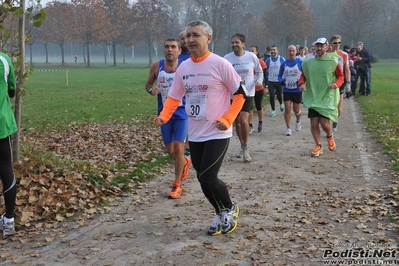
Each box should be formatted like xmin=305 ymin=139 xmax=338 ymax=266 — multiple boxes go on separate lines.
xmin=297 ymin=37 xmax=345 ymax=157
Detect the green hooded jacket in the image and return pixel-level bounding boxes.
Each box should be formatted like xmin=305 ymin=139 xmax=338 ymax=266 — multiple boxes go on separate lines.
xmin=0 ymin=52 xmax=17 ymax=139
xmin=302 ymin=52 xmax=340 ymax=122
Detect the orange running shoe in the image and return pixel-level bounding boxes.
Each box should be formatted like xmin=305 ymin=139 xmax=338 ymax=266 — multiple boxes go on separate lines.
xmin=181 ymin=157 xmax=192 ymax=181
xmin=168 ymin=183 xmax=183 ymax=199
xmin=311 ymin=145 xmax=323 ymax=157
xmin=327 ymin=136 xmax=336 ymax=151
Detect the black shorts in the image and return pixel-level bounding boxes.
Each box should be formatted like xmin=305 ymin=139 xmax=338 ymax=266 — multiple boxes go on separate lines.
xmin=308 ymin=108 xmax=330 ymax=120
xmin=283 ymin=91 xmax=302 ymax=104
xmin=241 ymin=96 xmax=254 ymax=112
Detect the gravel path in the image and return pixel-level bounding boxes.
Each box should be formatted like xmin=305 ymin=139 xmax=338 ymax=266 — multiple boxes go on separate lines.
xmin=1 ymin=98 xmax=398 ymax=266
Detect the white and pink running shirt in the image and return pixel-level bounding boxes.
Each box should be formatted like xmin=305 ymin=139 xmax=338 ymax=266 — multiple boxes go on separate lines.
xmin=167 ymin=53 xmax=241 ymax=142
xmin=223 ymin=51 xmax=263 ymax=97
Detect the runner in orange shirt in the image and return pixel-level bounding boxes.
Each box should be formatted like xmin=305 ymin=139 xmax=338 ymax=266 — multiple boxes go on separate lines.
xmin=248 ymin=45 xmax=267 ymax=133
xmin=329 ymin=35 xmax=351 ymax=133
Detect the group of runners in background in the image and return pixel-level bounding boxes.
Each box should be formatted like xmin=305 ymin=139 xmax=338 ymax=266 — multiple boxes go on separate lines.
xmin=145 ymin=20 xmax=373 ymax=236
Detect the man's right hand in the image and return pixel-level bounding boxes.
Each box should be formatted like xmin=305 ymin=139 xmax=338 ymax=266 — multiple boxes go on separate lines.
xmin=154 ymin=117 xmax=163 ymax=127
xmin=148 ymin=85 xmax=160 ymax=96
xmin=344 ymin=83 xmax=351 ymax=93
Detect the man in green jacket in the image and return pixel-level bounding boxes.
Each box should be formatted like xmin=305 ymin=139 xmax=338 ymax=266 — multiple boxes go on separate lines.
xmin=0 ymin=51 xmax=18 ymax=236
xmin=298 ymin=38 xmax=345 ymax=157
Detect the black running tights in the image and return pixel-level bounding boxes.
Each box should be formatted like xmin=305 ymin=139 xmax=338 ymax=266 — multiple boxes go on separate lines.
xmin=268 ymin=81 xmax=283 ymax=111
xmin=189 ymin=138 xmax=232 ymax=214
xmin=0 ymin=136 xmax=16 ymax=218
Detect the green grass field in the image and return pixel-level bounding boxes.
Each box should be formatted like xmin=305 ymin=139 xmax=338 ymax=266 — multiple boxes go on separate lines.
xmin=355 ymin=60 xmax=399 ymax=171
xmin=22 ymin=60 xmax=399 ymax=171
xmin=23 ymin=64 xmax=154 ymax=131
xmin=20 ymin=63 xmax=171 ymax=193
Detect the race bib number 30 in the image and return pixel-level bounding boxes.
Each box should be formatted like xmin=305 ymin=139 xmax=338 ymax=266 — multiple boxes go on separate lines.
xmin=186 ymin=93 xmax=207 ymax=120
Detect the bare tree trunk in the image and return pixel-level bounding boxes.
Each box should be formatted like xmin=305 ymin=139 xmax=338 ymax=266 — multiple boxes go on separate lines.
xmin=153 ymin=42 xmax=158 ymax=61
xmin=82 ymin=45 xmax=86 ymax=64
xmin=113 ymin=43 xmax=117 ymax=66
xmin=12 ymin=0 xmax=25 ymax=162
xmin=61 ymin=43 xmax=65 ymax=65
xmin=45 ymin=43 xmax=48 ymax=63
xmin=148 ymin=42 xmax=152 ymax=67
xmin=86 ymin=43 xmax=91 ymax=67
xmin=29 ymin=43 xmax=33 ymax=66
xmin=103 ymin=44 xmax=107 ymax=64
xmin=122 ymin=46 xmax=125 ymax=64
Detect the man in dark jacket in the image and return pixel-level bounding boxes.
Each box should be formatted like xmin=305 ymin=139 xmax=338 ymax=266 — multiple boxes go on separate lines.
xmin=356 ymin=41 xmax=372 ymax=96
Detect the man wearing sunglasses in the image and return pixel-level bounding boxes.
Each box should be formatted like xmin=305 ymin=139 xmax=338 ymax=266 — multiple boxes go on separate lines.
xmin=329 ymin=35 xmax=351 ymax=133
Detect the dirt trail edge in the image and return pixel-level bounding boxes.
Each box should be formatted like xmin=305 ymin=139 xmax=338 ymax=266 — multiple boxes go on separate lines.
xmin=1 ymin=98 xmax=398 ymax=266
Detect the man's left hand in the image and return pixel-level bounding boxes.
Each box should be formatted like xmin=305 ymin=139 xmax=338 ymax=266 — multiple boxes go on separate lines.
xmin=214 ymin=121 xmax=228 ymax=131
xmin=329 ymin=83 xmax=338 ymax=89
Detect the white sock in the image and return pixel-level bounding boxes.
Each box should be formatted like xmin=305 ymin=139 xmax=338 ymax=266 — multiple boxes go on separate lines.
xmin=3 ymin=217 xmax=14 ymax=224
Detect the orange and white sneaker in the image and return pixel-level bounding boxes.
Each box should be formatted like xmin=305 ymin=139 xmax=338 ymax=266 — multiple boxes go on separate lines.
xmin=327 ymin=136 xmax=336 ymax=151
xmin=311 ymin=144 xmax=323 ymax=157
xmin=168 ymin=183 xmax=183 ymax=199
xmin=181 ymin=157 xmax=192 ymax=181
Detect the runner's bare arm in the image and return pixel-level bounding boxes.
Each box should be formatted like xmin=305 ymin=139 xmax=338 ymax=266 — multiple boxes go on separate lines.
xmin=145 ymin=61 xmax=160 ymax=96
xmin=154 ymin=97 xmax=181 ymax=127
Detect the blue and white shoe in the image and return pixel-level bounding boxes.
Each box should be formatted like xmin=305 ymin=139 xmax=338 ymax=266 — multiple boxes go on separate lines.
xmin=221 ymin=204 xmax=240 ymax=234
xmin=207 ymin=213 xmax=222 ymax=236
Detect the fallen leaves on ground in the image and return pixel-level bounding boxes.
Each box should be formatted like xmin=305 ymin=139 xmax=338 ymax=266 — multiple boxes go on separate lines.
xmin=1 ymin=121 xmax=170 ymax=234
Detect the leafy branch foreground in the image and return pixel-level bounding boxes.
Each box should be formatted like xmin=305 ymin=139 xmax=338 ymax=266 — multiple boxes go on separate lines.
xmin=1 ymin=120 xmax=172 ymax=233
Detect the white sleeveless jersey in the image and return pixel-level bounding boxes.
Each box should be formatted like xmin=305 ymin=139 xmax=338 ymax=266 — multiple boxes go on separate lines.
xmin=267 ymin=55 xmax=284 ymax=82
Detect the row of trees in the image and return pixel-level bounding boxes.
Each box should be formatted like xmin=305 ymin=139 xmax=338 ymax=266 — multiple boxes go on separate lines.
xmin=3 ymin=0 xmax=398 ymax=69
xmin=2 ymin=0 xmax=399 ymax=69
xmin=35 ymin=0 xmax=171 ymax=67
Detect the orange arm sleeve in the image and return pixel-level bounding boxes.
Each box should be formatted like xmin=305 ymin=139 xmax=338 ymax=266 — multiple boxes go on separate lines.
xmin=155 ymin=97 xmax=181 ymax=125
xmin=216 ymin=94 xmax=245 ymax=128
xmin=298 ymin=72 xmax=306 ymax=86
xmin=334 ymin=64 xmax=345 ymax=88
